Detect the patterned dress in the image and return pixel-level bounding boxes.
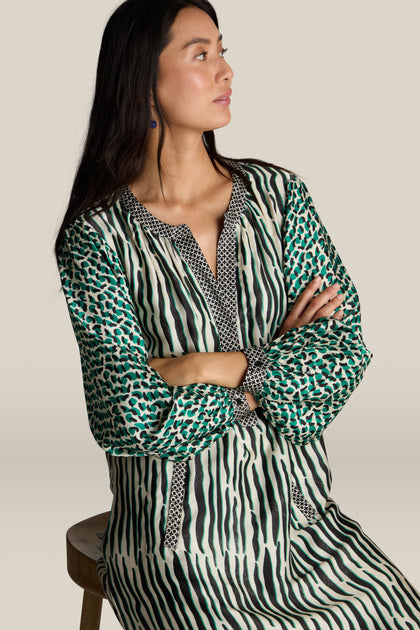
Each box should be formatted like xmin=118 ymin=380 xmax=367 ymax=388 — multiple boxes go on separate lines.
xmin=59 ymin=161 xmax=420 ymax=629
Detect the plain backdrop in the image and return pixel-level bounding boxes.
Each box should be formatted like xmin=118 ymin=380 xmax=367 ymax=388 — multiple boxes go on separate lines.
xmin=1 ymin=1 xmax=419 ymax=628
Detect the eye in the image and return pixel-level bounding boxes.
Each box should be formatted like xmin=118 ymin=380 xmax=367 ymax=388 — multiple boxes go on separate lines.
xmin=195 ymin=51 xmax=208 ymax=61
xmin=219 ymin=48 xmax=228 ymax=58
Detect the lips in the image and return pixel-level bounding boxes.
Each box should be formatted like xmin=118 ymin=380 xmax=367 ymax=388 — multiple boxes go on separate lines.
xmin=213 ymin=89 xmax=232 ymax=103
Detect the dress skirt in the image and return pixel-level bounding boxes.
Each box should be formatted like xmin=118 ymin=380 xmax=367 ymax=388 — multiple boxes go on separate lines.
xmin=97 ymin=416 xmax=420 ymax=630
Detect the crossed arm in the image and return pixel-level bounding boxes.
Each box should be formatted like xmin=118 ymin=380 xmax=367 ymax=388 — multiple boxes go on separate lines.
xmin=60 ymin=174 xmax=371 ymax=456
xmin=148 ymin=276 xmax=344 ymax=408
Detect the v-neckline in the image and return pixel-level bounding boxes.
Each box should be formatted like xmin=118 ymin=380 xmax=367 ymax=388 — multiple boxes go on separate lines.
xmin=121 ymin=170 xmax=247 ymax=284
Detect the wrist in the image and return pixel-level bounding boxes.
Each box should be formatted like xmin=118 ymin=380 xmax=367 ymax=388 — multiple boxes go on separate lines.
xmin=192 ymin=351 xmax=248 ymax=388
xmin=224 ymin=351 xmax=248 ymax=388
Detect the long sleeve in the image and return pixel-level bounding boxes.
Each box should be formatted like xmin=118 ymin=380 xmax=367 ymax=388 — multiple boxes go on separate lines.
xmin=246 ymin=175 xmax=372 ymax=443
xmin=58 ymin=217 xmax=236 ymax=460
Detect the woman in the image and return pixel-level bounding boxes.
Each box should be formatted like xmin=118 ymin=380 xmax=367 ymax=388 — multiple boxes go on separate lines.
xmin=56 ymin=0 xmax=420 ymax=628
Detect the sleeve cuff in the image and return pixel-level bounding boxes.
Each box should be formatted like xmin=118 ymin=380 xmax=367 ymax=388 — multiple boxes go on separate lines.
xmin=228 ymin=387 xmax=252 ymax=420
xmin=241 ymin=346 xmax=270 ymax=395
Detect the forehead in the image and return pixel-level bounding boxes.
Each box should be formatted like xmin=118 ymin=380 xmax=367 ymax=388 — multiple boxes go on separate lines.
xmin=168 ymin=6 xmax=221 ymax=47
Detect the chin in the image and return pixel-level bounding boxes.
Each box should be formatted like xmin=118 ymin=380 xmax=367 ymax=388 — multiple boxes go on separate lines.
xmin=210 ymin=114 xmax=232 ymax=131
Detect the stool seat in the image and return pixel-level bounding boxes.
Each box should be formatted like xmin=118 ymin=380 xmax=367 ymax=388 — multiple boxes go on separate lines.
xmin=66 ymin=512 xmax=110 ymax=629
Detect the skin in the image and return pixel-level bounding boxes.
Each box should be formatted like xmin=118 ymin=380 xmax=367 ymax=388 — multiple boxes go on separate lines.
xmin=131 ymin=7 xmax=344 ymax=410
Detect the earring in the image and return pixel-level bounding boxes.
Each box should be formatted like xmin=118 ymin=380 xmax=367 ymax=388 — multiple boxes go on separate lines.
xmin=150 ymin=120 xmax=157 ymax=129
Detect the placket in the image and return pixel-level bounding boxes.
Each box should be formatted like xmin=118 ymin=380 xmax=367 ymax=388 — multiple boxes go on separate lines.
xmin=163 ymin=174 xmax=257 ymax=550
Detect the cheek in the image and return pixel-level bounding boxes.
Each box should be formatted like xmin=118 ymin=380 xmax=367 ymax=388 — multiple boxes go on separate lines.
xmin=183 ymin=70 xmax=209 ymax=92
xmin=158 ymin=67 xmax=209 ymax=105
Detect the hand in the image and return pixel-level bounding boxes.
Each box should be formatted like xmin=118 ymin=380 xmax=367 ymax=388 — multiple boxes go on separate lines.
xmin=244 ymin=391 xmax=259 ymax=411
xmin=280 ymin=277 xmax=344 ymax=337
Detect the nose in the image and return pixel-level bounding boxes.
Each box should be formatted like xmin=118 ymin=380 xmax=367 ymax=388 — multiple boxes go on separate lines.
xmin=217 ymin=58 xmax=234 ymax=83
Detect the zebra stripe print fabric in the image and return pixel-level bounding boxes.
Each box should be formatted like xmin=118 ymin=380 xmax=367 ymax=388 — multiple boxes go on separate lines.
xmin=59 ymin=161 xmax=420 ymax=628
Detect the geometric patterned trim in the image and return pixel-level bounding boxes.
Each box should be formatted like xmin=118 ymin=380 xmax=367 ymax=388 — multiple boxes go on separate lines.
xmin=229 ymin=386 xmax=258 ymax=426
xmin=291 ymin=482 xmax=319 ymax=523
xmin=241 ymin=346 xmax=270 ymax=395
xmin=163 ymin=461 xmax=187 ymax=550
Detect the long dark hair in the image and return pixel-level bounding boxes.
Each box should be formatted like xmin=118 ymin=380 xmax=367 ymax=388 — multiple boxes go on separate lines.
xmin=55 ymin=0 xmax=290 ymax=259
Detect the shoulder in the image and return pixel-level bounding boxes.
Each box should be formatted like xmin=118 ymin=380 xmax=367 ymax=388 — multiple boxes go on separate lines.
xmin=234 ymin=158 xmax=316 ymax=210
xmin=57 ymin=201 xmax=134 ymax=286
xmin=62 ymin=197 xmax=134 ymax=256
xmin=227 ymin=158 xmax=304 ymax=217
xmin=231 ymin=158 xmax=298 ymax=186
xmin=58 ymin=204 xmax=132 ymax=285
xmin=230 ymin=158 xmax=304 ymax=200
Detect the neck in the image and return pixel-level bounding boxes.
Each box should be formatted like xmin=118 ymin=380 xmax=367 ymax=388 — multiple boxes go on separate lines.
xmin=131 ymin=127 xmax=229 ymax=206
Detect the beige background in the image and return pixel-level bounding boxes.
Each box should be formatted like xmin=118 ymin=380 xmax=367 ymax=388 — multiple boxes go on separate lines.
xmin=1 ymin=0 xmax=419 ymax=628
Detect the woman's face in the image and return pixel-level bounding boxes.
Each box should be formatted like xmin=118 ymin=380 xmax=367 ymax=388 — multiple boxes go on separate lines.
xmin=156 ymin=7 xmax=234 ymax=134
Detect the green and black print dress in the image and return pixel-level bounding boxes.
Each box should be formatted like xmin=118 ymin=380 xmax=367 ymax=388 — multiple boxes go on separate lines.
xmin=59 ymin=161 xmax=420 ymax=629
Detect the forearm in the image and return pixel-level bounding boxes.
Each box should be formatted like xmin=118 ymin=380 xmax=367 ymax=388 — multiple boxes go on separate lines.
xmin=148 ymin=351 xmax=249 ymax=388
xmin=148 ymin=351 xmax=259 ymax=410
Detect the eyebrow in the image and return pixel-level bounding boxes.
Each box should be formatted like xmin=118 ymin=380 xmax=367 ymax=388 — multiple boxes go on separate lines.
xmin=181 ymin=34 xmax=223 ymax=49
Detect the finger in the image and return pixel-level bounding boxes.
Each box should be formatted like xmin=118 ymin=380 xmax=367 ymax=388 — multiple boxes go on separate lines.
xmin=311 ymin=292 xmax=344 ymax=320
xmin=244 ymin=391 xmax=259 ymax=410
xmin=332 ymin=309 xmax=344 ymax=321
xmin=291 ymin=276 xmax=323 ymax=317
xmin=303 ymin=283 xmax=340 ymax=319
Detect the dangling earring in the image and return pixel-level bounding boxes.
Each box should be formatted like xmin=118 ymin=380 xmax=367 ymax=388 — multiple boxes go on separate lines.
xmin=150 ymin=120 xmax=157 ymax=129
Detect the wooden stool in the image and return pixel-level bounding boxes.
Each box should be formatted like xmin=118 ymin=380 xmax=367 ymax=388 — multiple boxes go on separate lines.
xmin=66 ymin=512 xmax=110 ymax=630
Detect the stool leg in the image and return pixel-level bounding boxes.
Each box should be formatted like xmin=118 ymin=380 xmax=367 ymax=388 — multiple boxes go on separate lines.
xmin=80 ymin=590 xmax=103 ymax=630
